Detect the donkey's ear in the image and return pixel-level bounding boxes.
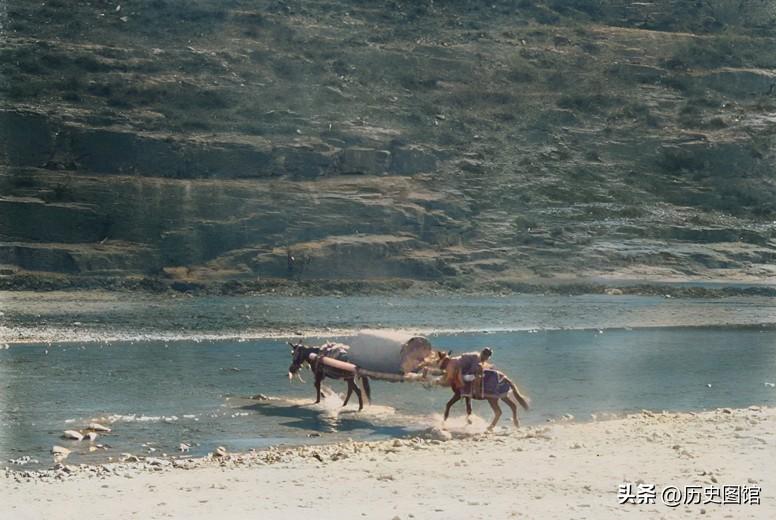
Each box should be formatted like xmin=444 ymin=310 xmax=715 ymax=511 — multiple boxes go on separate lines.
xmin=447 ymin=350 xmax=452 ymax=356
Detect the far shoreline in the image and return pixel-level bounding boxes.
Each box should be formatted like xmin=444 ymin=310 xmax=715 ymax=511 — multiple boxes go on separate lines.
xmin=2 ymin=273 xmax=776 ymax=299
xmin=3 ymin=286 xmax=776 ymax=345
xmin=4 ymin=321 xmax=776 ymax=346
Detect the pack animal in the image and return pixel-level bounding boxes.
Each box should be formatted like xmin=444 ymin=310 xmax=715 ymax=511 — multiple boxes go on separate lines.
xmin=287 ymin=342 xmax=372 ymax=410
xmin=435 ymin=350 xmax=530 ymax=430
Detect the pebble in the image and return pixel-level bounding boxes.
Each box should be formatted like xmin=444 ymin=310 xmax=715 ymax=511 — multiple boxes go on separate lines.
xmin=86 ymin=432 xmax=98 ymax=441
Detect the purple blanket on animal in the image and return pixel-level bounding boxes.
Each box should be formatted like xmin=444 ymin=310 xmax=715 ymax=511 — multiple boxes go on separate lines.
xmin=460 ymin=369 xmax=511 ymax=398
xmin=482 ymin=369 xmax=511 ymax=397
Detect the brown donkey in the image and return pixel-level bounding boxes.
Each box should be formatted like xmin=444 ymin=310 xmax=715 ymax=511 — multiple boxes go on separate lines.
xmin=436 ymin=350 xmax=530 ymax=430
xmin=288 ymin=342 xmax=372 ymax=410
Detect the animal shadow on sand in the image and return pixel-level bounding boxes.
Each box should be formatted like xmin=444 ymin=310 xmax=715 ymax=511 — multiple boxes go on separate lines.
xmin=240 ymin=400 xmax=413 ymax=437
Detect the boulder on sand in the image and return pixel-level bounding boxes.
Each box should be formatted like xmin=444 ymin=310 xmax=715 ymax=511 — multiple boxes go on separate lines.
xmin=62 ymin=430 xmax=84 ymax=441
xmin=87 ymin=422 xmax=112 ymax=432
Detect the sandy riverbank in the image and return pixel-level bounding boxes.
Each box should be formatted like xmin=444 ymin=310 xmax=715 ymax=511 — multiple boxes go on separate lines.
xmin=2 ymin=407 xmax=773 ymax=519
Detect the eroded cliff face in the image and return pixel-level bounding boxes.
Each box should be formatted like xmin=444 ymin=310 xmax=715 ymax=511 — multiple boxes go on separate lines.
xmin=1 ymin=0 xmax=776 ymax=290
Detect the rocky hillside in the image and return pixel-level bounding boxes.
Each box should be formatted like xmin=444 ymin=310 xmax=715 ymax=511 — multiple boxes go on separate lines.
xmin=2 ymin=0 xmax=776 ymax=292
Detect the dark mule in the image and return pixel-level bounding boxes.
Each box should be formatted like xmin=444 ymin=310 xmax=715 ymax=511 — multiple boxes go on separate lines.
xmin=436 ymin=351 xmax=530 ymax=430
xmin=288 ymin=342 xmax=372 ymax=410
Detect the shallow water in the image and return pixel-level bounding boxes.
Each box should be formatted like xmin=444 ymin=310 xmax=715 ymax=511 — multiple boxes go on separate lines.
xmin=4 ymin=293 xmax=776 ymax=340
xmin=2 ymin=327 xmax=776 ymax=468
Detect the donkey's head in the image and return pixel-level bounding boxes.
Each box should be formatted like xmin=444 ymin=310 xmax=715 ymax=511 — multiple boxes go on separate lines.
xmin=288 ymin=342 xmax=307 ymax=377
xmin=436 ymin=350 xmax=453 ymax=370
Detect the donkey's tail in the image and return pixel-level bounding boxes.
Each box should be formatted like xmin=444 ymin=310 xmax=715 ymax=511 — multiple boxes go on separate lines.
xmin=361 ymin=376 xmax=372 ymax=404
xmin=509 ymin=379 xmax=531 ymax=411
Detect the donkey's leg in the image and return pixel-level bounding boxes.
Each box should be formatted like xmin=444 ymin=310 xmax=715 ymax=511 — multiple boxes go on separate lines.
xmin=343 ymin=378 xmax=354 ymax=406
xmin=444 ymin=391 xmax=461 ymax=421
xmin=352 ymin=381 xmax=364 ymax=411
xmin=465 ymin=397 xmax=473 ymax=424
xmin=314 ymin=373 xmax=323 ymax=404
xmin=502 ymin=396 xmax=519 ymax=427
xmin=487 ymin=398 xmax=502 ymax=430
xmin=361 ymin=376 xmax=372 ymax=404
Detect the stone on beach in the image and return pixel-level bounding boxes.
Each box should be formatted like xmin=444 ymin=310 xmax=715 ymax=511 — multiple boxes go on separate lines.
xmin=87 ymin=423 xmax=112 ymax=432
xmin=86 ymin=432 xmax=98 ymax=441
xmin=214 ymin=446 xmax=227 ymax=457
xmin=51 ymin=445 xmax=70 ymax=455
xmin=62 ymin=430 xmax=84 ymax=441
xmin=51 ymin=445 xmax=71 ymax=462
xmin=179 ymin=443 xmax=191 ymax=452
xmin=120 ymin=453 xmax=140 ymax=463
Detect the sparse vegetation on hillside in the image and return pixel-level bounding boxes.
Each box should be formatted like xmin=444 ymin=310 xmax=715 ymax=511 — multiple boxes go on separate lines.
xmin=1 ymin=0 xmax=776 ymax=289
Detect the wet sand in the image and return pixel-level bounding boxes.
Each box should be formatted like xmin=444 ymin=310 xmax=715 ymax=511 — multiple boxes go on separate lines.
xmin=3 ymin=407 xmax=774 ymax=519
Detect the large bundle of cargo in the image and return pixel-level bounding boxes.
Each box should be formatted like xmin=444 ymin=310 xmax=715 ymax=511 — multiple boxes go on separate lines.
xmin=301 ymin=330 xmax=444 ymax=384
xmin=346 ymin=330 xmax=437 ymax=375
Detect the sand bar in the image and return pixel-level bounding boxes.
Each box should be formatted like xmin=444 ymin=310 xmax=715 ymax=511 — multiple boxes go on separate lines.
xmin=3 ymin=407 xmax=774 ymax=519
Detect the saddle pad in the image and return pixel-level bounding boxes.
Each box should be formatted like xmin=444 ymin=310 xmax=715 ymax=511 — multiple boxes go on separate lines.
xmin=318 ymin=343 xmax=356 ymax=379
xmin=482 ymin=370 xmax=511 ymax=397
xmin=320 ymin=343 xmax=350 ymax=362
